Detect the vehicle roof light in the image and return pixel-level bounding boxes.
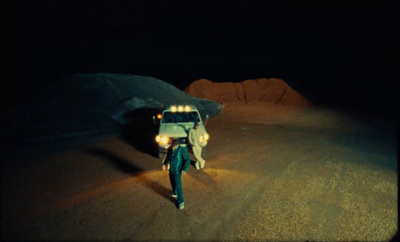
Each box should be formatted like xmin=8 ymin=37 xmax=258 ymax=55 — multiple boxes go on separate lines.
xmin=171 ymin=105 xmax=177 ymax=112
xmin=178 ymin=105 xmax=184 ymax=112
xmin=184 ymin=105 xmax=191 ymax=112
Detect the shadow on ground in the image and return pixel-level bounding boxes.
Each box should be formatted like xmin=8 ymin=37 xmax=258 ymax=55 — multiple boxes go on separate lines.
xmin=85 ymin=147 xmax=175 ymax=204
xmin=119 ymin=108 xmax=162 ymax=158
xmin=188 ymin=169 xmax=218 ymax=189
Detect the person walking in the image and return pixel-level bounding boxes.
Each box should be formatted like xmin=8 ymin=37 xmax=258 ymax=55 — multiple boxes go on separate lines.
xmin=162 ymin=138 xmax=191 ymax=209
xmin=188 ymin=122 xmax=206 ymax=170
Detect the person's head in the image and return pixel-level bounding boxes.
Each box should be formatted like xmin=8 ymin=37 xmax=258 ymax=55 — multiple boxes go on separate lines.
xmin=194 ymin=122 xmax=199 ymax=129
xmin=170 ymin=138 xmax=179 ymax=148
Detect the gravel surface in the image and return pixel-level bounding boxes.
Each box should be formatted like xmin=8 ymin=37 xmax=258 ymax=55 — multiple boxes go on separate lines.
xmin=1 ymin=105 xmax=397 ymax=240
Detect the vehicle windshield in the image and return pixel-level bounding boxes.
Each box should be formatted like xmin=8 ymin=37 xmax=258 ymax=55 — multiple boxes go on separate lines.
xmin=162 ymin=111 xmax=201 ymax=123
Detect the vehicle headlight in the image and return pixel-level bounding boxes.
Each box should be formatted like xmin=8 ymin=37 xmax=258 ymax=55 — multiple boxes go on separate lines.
xmin=198 ymin=133 xmax=209 ymax=144
xmin=156 ymin=135 xmax=170 ymax=145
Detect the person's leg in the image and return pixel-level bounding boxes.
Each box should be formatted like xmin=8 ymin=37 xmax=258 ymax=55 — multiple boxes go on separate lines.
xmin=194 ymin=161 xmax=200 ymax=170
xmin=173 ymin=173 xmax=184 ymax=205
xmin=169 ymin=172 xmax=177 ymax=195
xmin=190 ymin=146 xmax=200 ymax=169
xmin=199 ymin=153 xmax=205 ymax=169
xmin=193 ymin=146 xmax=205 ymax=169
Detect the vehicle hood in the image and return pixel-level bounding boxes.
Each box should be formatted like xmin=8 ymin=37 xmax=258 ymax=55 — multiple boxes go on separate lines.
xmin=159 ymin=123 xmax=190 ymax=138
xmin=159 ymin=123 xmax=207 ymax=138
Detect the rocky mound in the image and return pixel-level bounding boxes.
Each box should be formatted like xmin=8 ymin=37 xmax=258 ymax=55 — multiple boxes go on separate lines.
xmin=2 ymin=73 xmax=222 ymax=141
xmin=184 ymin=78 xmax=309 ymax=107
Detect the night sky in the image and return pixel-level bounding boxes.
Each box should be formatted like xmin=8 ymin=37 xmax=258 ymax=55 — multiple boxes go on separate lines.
xmin=1 ymin=0 xmax=398 ymax=117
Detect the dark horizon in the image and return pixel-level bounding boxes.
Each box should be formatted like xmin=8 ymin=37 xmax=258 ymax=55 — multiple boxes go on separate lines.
xmin=1 ymin=0 xmax=398 ymax=117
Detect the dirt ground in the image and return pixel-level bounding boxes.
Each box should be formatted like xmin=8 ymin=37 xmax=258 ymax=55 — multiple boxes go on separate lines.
xmin=1 ymin=104 xmax=398 ymax=241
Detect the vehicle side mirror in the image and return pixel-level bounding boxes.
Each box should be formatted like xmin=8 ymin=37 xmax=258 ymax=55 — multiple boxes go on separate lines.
xmin=204 ymin=114 xmax=209 ymax=126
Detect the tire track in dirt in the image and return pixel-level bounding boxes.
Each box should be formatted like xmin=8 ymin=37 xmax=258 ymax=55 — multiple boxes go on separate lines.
xmin=308 ymin=159 xmax=348 ymax=240
xmin=316 ymin=135 xmax=355 ymax=239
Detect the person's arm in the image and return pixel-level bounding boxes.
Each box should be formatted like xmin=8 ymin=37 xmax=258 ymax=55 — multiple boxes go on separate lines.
xmin=162 ymin=148 xmax=171 ymax=170
xmin=188 ymin=129 xmax=194 ymax=145
xmin=182 ymin=147 xmax=191 ymax=173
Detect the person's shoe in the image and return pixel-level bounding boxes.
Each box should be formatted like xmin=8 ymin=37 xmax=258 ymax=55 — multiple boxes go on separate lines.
xmin=179 ymin=202 xmax=185 ymax=209
xmin=195 ymin=162 xmax=200 ymax=170
xmin=171 ymin=193 xmax=177 ymax=198
xmin=200 ymin=163 xmax=205 ymax=169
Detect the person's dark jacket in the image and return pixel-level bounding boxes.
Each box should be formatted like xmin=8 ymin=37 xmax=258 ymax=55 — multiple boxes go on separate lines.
xmin=163 ymin=145 xmax=191 ymax=174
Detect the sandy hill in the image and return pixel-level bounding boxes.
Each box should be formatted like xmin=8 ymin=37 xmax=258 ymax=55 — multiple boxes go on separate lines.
xmin=184 ymin=78 xmax=309 ymax=107
xmin=2 ymin=73 xmax=222 ymax=142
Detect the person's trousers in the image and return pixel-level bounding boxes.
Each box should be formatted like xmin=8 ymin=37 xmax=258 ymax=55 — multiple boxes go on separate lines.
xmin=169 ymin=171 xmax=184 ymax=204
xmin=192 ymin=146 xmax=205 ymax=168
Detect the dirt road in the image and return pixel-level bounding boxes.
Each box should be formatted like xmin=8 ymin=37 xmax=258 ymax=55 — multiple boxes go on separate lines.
xmin=1 ymin=105 xmax=397 ymax=240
